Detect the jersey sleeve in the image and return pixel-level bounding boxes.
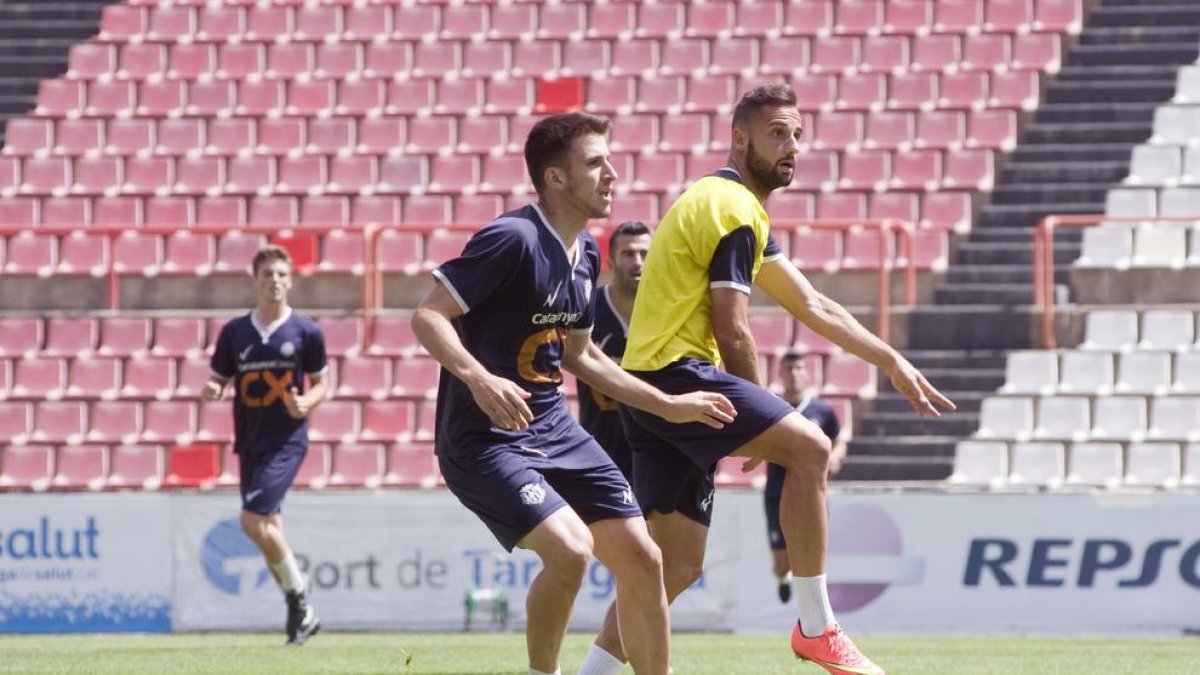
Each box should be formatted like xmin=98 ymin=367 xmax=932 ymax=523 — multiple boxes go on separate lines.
xmin=210 ymin=321 xmax=235 ymax=380
xmin=763 ymin=232 xmax=784 ymax=263
xmin=432 ymin=224 xmax=526 ymax=314
xmin=304 ymin=323 xmax=329 ymax=376
xmin=708 ymin=226 xmax=757 ymax=295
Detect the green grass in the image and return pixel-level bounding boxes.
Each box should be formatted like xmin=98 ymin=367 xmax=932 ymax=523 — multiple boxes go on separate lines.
xmin=0 ymin=632 xmax=1196 ymax=674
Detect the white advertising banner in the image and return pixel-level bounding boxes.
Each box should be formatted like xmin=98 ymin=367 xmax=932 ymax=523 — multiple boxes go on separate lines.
xmin=171 ymin=491 xmax=729 ymax=632
xmin=0 ymin=494 xmax=172 ymax=633
xmin=720 ymin=491 xmax=1200 ymax=635
xmin=165 ymin=489 xmax=1200 ymax=635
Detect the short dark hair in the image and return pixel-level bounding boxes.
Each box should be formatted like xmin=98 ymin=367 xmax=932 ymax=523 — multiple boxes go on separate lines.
xmin=251 ymin=244 xmax=292 ymax=276
xmin=524 ymin=112 xmax=611 ymax=195
xmin=779 ymin=349 xmax=807 ymax=366
xmin=732 ymin=83 xmax=798 ymax=130
xmin=608 ymin=220 xmax=650 ymax=258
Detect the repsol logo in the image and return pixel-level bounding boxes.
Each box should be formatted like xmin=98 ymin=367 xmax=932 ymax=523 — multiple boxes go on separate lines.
xmin=964 ymin=538 xmax=1200 ymax=588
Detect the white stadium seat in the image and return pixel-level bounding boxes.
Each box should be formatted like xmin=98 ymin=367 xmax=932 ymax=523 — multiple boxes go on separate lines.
xmin=976 ymin=396 xmax=1034 ymax=440
xmin=948 ymin=441 xmax=1009 ymax=487
xmin=1066 ymin=442 xmax=1123 ymax=488
xmin=1009 ymin=442 xmax=1066 ymax=487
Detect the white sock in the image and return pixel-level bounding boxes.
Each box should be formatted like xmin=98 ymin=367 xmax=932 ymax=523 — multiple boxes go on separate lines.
xmin=576 ymin=644 xmax=624 ymax=675
xmin=272 ymin=553 xmax=305 ymax=594
xmin=529 ymin=668 xmax=561 ymax=675
xmin=795 ymin=573 xmax=836 ymax=638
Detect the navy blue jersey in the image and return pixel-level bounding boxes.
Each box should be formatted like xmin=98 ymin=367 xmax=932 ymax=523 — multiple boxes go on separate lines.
xmin=210 ymin=310 xmax=327 ymax=457
xmin=432 ymin=204 xmax=600 ymax=458
xmin=577 ymin=285 xmax=634 ymax=477
xmin=765 ymin=396 xmax=842 ymax=498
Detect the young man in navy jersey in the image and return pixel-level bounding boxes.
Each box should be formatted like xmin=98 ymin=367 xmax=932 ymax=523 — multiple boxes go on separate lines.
xmin=204 ymin=245 xmax=328 ymax=645
xmin=576 ymin=220 xmax=651 ymax=480
xmin=765 ymin=351 xmax=848 ymax=604
xmin=412 ymin=113 xmax=736 ymax=675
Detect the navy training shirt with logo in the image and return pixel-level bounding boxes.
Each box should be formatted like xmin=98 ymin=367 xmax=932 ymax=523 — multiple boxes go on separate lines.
xmin=431 ymin=204 xmax=599 ymax=458
xmin=210 ymin=309 xmax=328 ymax=457
xmin=576 ymin=285 xmax=634 ymax=478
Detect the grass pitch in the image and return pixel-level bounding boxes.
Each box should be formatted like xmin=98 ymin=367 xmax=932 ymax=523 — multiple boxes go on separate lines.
xmin=0 ymin=632 xmax=1196 ymax=674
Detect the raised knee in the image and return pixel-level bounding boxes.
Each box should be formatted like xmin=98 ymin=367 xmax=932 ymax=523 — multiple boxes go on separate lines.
xmin=546 ymin=533 xmax=594 ymax=580
xmin=240 ymin=512 xmax=264 ymax=539
xmin=664 ymin=558 xmax=704 ymax=597
xmin=786 ymin=432 xmax=831 ymax=478
xmin=613 ymin=540 xmax=664 ymax=580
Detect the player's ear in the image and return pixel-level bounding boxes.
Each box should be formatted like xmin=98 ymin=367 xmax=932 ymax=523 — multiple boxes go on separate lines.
xmin=544 ymin=165 xmax=567 ymax=191
xmin=731 ymin=124 xmax=748 ymax=152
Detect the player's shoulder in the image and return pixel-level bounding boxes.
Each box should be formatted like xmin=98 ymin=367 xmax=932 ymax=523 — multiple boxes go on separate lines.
xmin=483 ymin=204 xmax=542 ymax=242
xmin=218 ymin=312 xmax=254 ymax=335
xmin=287 ymin=311 xmax=323 ymax=336
xmin=809 ymin=397 xmax=838 ymax=416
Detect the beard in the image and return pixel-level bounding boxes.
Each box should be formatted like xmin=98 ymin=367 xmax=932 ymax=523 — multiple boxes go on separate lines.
xmin=746 ymin=139 xmax=794 ymax=192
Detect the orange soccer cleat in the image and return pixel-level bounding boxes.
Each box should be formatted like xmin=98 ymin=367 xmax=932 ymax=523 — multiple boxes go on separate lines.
xmin=791 ymin=622 xmax=885 ymax=675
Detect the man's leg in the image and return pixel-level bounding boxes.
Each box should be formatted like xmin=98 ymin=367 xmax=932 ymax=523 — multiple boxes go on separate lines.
xmin=587 ymin=517 xmax=669 ymax=675
xmin=518 ymin=506 xmax=595 ymax=675
xmin=583 ymin=511 xmax=708 ymax=672
xmin=240 ymin=509 xmax=319 ymax=645
xmin=734 ymin=413 xmax=884 ymax=674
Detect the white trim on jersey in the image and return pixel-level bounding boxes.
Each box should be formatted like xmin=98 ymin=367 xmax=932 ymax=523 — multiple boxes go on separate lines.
xmin=709 ymin=280 xmax=752 ymax=295
xmin=432 ymin=268 xmax=470 ymax=314
xmin=250 ymin=307 xmax=293 ymax=343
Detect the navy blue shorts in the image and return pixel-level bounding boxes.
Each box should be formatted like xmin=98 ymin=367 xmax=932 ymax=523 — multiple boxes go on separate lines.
xmin=622 ymin=359 xmax=794 ymax=527
xmin=238 ymin=444 xmax=305 ymax=516
xmin=439 ymin=435 xmax=642 ymax=552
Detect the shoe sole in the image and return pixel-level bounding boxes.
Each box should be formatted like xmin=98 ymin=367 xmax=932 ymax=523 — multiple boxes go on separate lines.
xmin=288 ymin=620 xmax=321 ymax=647
xmin=793 ymin=653 xmax=883 ymax=675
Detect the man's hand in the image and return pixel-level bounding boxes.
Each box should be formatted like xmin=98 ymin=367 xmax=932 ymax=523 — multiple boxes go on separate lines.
xmin=201 ymin=380 xmax=225 ymax=402
xmin=660 ymin=391 xmax=737 ymax=430
xmin=888 ymin=359 xmax=956 ymax=416
xmin=466 ymin=372 xmax=534 ymax=431
xmin=284 ymin=386 xmax=320 ymax=419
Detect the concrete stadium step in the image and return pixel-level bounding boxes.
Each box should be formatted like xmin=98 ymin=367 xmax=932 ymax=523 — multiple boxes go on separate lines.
xmin=1055 ymin=65 xmax=1184 ymax=83
xmin=890 ymin=366 xmax=1006 ymax=392
xmin=0 ymin=40 xmax=79 ymax=58
xmin=837 ymin=453 xmax=955 ymax=481
xmin=897 ymin=349 xmax=1009 ymax=371
xmin=0 ymin=4 xmax=106 ymax=21
xmin=1079 ymin=23 xmax=1200 ymax=45
xmin=975 ymin=203 xmax=1103 ymax=230
xmin=868 ymin=391 xmax=989 ymax=414
xmin=1008 ymin=144 xmax=1135 ymax=164
xmin=943 ymin=265 xmax=1068 ymax=285
xmin=1021 ymin=122 xmax=1153 ymax=145
xmin=954 ymin=242 xmax=1081 ymax=266
xmin=999 ymin=161 xmax=1129 ymax=185
xmin=0 ymin=21 xmax=103 ymax=40
xmin=964 ymin=228 xmax=1081 ymax=245
xmin=0 ymin=94 xmax=34 ymax=115
xmin=989 ymin=183 xmax=1112 ymax=206
xmin=1088 ymin=4 xmax=1200 ymax=29
xmin=933 ymin=283 xmax=1037 ymax=306
xmin=858 ymin=412 xmax=981 ymax=437
xmin=1070 ymin=43 xmax=1198 ymax=66
xmin=0 ymin=56 xmax=73 ymax=78
xmin=905 ymin=305 xmax=1034 ymax=350
xmin=1042 ymin=80 xmax=1176 ymax=104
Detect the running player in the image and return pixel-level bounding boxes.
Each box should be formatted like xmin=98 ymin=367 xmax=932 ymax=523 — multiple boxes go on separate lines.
xmin=576 ymin=220 xmax=651 ymax=480
xmin=203 ymin=245 xmax=326 ymax=645
xmin=580 ymin=84 xmax=954 ymax=675
xmin=412 ymin=112 xmax=735 ymax=675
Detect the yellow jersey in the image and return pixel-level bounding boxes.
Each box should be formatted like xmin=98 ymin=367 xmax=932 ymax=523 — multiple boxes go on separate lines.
xmin=623 ymin=168 xmax=782 ymax=371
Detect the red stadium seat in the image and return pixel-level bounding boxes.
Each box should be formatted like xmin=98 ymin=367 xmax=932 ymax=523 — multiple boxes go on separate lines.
xmin=934 ymin=0 xmax=984 ymax=35
xmin=911 ymin=34 xmax=961 ymax=72
xmin=57 ymin=233 xmax=109 ymax=276
xmin=384 ymin=444 xmax=437 ymax=488
xmin=293 ymin=443 xmax=331 ymax=489
xmin=88 ymin=400 xmax=142 ymax=444
xmin=122 ymin=357 xmax=175 ymax=399
xmin=309 ymin=400 xmax=359 ymax=443
xmin=318 ymin=230 xmax=365 ymax=274
xmin=360 ymin=399 xmax=415 ymax=442
xmin=12 ymin=357 xmax=66 ymax=400
xmin=0 ymin=318 xmax=42 ymax=357
xmin=214 ymin=232 xmax=267 ymax=274
xmin=152 ymin=318 xmax=205 ymax=358
xmin=4 ymin=233 xmax=56 ymax=276
xmin=328 ymin=442 xmax=383 ymax=488
xmin=98 ymin=4 xmax=146 ymax=42
xmin=99 ymin=318 xmax=153 ymax=358
xmin=316 ymin=316 xmax=362 ymax=358
xmin=66 ymin=356 xmax=121 ymax=400
xmin=58 ymin=119 xmax=106 ymax=157
xmin=336 ymin=357 xmax=391 ymax=400
xmin=108 ymin=444 xmax=164 ymax=490
xmin=44 ymin=317 xmax=97 ymax=357
xmin=822 ymin=353 xmax=877 ymax=397
xmin=32 ymin=400 xmax=87 ymax=444
xmin=368 ymin=316 xmax=421 ymax=357
xmin=143 ymin=400 xmax=196 ymax=444
xmin=163 ymin=442 xmax=220 ymax=488
xmin=839 ymin=151 xmax=890 ymax=191
xmin=921 ymin=191 xmax=972 ymax=232
xmin=175 ymin=358 xmax=214 ymax=400
xmin=393 ymin=357 xmax=440 ymax=397
xmin=0 ymin=445 xmax=54 ymax=491
xmin=196 ymin=401 xmax=234 ymax=443
xmin=892 ymin=150 xmax=943 ymax=190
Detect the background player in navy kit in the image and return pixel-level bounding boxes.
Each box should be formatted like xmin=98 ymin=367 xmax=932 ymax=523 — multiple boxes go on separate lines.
xmin=576 ymin=220 xmax=651 ymax=480
xmin=203 ymin=245 xmax=327 ymax=646
xmin=765 ymin=351 xmax=848 ymax=604
xmin=412 ymin=113 xmax=735 ymax=675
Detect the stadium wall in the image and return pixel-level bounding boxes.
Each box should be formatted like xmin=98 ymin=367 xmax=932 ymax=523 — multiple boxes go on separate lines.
xmin=0 ymin=490 xmax=1195 ymax=636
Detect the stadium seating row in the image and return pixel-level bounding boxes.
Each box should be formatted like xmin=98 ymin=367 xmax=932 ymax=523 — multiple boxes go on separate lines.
xmin=1074 ymin=309 xmax=1200 ymax=352
xmin=0 ymin=146 xmax=1001 ymax=197
xmin=1077 ymin=223 xmax=1200 ymax=269
xmin=66 ymin=34 xmax=1064 ymax=81
xmin=976 ymin=395 xmax=1200 ymax=441
xmin=950 ymin=440 xmax=1198 ymax=489
xmin=0 ymin=350 xmax=876 ymax=402
xmin=1002 ymin=350 xmax=1200 ymax=395
xmin=96 ymin=1 xmax=1083 ymax=45
xmin=0 ymin=440 xmax=439 ymax=492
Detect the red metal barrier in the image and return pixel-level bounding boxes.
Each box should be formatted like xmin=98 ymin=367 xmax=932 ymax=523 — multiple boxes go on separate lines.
xmin=1031 ymin=214 xmax=1199 ymax=348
